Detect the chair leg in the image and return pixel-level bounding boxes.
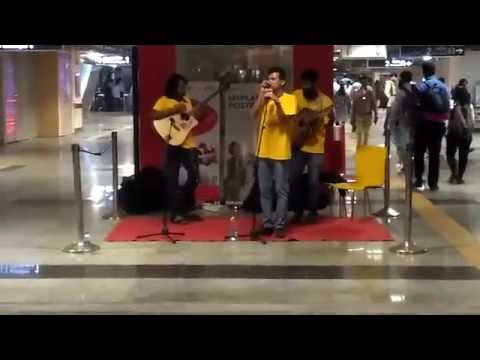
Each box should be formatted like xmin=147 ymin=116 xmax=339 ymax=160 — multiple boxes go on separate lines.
xmin=351 ymin=191 xmax=355 ymax=219
xmin=338 ymin=192 xmax=344 ymax=217
xmin=363 ymin=190 xmax=368 ymax=216
xmin=329 ymin=187 xmax=335 ymax=216
xmin=366 ymin=189 xmax=372 ymax=215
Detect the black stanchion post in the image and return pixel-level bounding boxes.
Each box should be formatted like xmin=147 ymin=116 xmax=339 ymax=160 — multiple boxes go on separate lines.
xmin=112 ymin=131 xmax=119 ymax=219
xmin=63 ymin=144 xmax=101 ymax=253
xmin=102 ymin=131 xmax=120 ymax=221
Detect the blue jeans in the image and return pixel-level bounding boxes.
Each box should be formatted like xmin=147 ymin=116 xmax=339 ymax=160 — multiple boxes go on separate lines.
xmin=165 ymin=145 xmax=199 ymax=217
xmin=392 ymin=123 xmax=410 ymax=165
xmin=257 ymin=158 xmax=290 ymax=230
xmin=290 ymin=150 xmax=325 ymax=216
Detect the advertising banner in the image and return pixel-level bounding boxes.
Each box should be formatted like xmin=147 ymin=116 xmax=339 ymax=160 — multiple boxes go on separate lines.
xmin=2 ymin=54 xmax=17 ymax=143
xmin=224 ymin=83 xmax=259 ymax=201
xmin=188 ymin=81 xmax=220 ymax=187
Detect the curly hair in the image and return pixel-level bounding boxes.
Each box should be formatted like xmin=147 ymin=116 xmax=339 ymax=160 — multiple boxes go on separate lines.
xmin=164 ymin=73 xmax=188 ymax=98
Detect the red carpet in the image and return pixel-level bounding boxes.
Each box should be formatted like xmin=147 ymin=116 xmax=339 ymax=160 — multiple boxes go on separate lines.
xmin=106 ymin=216 xmax=393 ymax=242
xmin=195 ymin=185 xmax=220 ymax=203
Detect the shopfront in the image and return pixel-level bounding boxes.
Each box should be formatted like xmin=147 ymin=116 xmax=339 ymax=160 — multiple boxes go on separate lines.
xmin=0 ymin=45 xmax=133 ymax=146
xmin=0 ymin=46 xmax=82 ymax=145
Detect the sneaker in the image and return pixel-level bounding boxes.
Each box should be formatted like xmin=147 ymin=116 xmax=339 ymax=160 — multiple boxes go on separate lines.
xmin=291 ymin=214 xmax=303 ymax=224
xmin=305 ymin=212 xmax=319 ymax=224
xmin=448 ymin=175 xmax=457 ymax=184
xmin=456 ymin=178 xmax=465 ymax=185
xmin=171 ymin=215 xmax=189 ymax=224
xmin=255 ymin=227 xmax=274 ymax=236
xmin=414 ymin=182 xmax=425 ymax=192
xmin=184 ymin=213 xmax=203 ymax=222
xmin=396 ymin=163 xmax=404 ymax=174
xmin=275 ymin=227 xmax=287 ymax=238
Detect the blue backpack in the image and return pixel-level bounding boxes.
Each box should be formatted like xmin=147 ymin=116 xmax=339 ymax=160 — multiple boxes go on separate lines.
xmin=420 ymin=81 xmax=450 ymax=114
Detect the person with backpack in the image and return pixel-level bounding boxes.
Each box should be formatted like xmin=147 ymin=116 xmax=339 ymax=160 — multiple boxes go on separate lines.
xmin=446 ymin=88 xmax=474 ymax=185
xmin=389 ymin=71 xmax=416 ymax=174
xmin=413 ymin=62 xmax=451 ymax=192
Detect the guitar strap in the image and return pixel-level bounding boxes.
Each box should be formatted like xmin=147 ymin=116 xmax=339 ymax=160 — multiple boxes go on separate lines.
xmin=310 ymin=94 xmax=325 ymax=133
xmin=184 ymin=97 xmax=193 ymax=112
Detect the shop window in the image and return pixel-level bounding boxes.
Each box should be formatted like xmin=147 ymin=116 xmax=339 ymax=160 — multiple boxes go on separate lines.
xmin=176 ymin=45 xmax=293 ymax=89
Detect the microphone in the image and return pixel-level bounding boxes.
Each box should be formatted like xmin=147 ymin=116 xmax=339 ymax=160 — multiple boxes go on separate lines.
xmin=263 ymin=82 xmax=272 ymax=102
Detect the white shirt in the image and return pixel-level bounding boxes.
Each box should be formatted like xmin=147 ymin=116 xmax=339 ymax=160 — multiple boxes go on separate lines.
xmin=384 ymin=79 xmax=397 ymax=108
xmin=333 ymin=81 xmax=340 ymax=94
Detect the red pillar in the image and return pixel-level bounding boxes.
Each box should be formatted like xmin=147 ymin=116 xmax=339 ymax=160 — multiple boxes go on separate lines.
xmin=137 ymin=45 xmax=176 ymax=170
xmin=293 ymin=45 xmax=345 ymax=174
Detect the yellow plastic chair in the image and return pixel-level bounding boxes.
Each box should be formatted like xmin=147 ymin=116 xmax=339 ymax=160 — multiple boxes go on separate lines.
xmin=329 ymin=145 xmax=387 ymax=218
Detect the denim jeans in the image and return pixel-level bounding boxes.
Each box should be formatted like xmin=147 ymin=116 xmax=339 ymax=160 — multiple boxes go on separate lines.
xmin=414 ymin=120 xmax=446 ymax=188
xmin=290 ymin=150 xmax=325 ymax=216
xmin=165 ymin=145 xmax=200 ymax=217
xmin=257 ymin=158 xmax=290 ymax=230
xmin=391 ymin=123 xmax=410 ymax=166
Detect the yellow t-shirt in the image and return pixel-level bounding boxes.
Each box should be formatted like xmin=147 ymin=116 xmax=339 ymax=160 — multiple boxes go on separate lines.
xmin=293 ymin=89 xmax=334 ymax=154
xmin=152 ymin=96 xmax=196 ymax=149
xmin=256 ymin=92 xmax=298 ymax=160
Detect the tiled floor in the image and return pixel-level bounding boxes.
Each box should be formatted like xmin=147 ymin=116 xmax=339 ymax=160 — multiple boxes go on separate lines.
xmin=0 ymin=110 xmax=479 ymax=314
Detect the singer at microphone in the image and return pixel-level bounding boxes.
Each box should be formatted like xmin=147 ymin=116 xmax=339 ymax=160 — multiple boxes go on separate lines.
xmin=262 ymin=82 xmax=272 ymax=102
xmin=250 ymin=67 xmax=298 ymax=239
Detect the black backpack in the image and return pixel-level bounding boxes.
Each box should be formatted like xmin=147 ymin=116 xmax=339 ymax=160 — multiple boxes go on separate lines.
xmin=400 ymin=86 xmax=419 ymax=126
xmin=118 ymin=167 xmax=167 ymax=214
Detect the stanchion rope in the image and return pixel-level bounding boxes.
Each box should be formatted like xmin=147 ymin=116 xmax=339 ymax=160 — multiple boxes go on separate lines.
xmin=79 ymin=143 xmax=112 ymax=157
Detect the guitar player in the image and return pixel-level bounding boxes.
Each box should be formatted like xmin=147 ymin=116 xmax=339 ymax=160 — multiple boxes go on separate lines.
xmin=290 ymin=69 xmax=335 ymax=224
xmin=152 ymin=73 xmax=204 ymax=224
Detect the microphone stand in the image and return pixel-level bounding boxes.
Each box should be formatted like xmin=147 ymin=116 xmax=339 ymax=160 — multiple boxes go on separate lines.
xmin=137 ymin=117 xmax=185 ymax=244
xmin=224 ymin=100 xmax=268 ymax=245
xmin=248 ymin=98 xmax=271 ymax=244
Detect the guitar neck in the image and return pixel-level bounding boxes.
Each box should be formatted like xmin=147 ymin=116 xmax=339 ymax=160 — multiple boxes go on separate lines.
xmin=315 ymin=105 xmax=334 ymax=116
xmin=191 ymin=80 xmax=230 ymax=113
xmin=195 ymin=90 xmax=221 ymax=109
xmin=300 ymin=105 xmax=334 ymax=121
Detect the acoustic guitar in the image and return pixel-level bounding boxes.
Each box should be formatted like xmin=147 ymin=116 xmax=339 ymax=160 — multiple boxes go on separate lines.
xmin=153 ymin=80 xmax=231 ymax=146
xmin=292 ymin=105 xmax=334 ymax=149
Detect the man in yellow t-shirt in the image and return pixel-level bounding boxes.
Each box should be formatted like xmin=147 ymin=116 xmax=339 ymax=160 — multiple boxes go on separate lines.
xmin=251 ymin=67 xmax=298 ymax=238
xmin=152 ymin=73 xmax=202 ymax=224
xmin=291 ymin=69 xmax=334 ymax=223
